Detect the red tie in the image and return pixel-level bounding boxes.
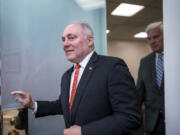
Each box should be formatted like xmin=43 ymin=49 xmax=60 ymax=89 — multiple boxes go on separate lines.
xmin=69 ymin=64 xmax=80 ymax=112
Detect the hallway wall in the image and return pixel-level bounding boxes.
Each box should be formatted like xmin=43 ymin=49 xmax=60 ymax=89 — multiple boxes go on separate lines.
xmin=107 ymin=40 xmax=151 ymax=82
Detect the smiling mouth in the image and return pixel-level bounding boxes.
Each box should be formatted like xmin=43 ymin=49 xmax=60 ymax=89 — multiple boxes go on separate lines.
xmin=65 ymin=50 xmax=74 ymax=54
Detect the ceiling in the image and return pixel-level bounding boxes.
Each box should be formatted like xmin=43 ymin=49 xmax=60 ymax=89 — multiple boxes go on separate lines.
xmin=106 ymin=0 xmax=162 ymax=41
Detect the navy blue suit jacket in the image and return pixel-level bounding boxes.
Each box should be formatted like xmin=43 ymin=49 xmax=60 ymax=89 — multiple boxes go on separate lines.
xmin=36 ymin=52 xmax=141 ymax=135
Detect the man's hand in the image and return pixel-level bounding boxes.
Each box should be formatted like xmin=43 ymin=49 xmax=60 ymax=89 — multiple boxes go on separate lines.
xmin=64 ymin=125 xmax=81 ymax=135
xmin=11 ymin=91 xmax=35 ymax=110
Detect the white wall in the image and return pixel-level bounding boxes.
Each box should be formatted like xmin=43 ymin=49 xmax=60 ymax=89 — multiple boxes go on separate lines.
xmin=163 ymin=0 xmax=180 ymax=134
xmin=107 ymin=40 xmax=152 ymax=82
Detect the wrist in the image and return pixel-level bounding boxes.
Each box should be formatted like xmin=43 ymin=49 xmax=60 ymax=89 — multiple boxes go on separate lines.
xmin=29 ymin=101 xmax=35 ymax=110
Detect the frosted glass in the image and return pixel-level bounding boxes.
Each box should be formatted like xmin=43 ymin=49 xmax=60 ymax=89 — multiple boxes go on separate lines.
xmin=0 ymin=0 xmax=106 ymax=135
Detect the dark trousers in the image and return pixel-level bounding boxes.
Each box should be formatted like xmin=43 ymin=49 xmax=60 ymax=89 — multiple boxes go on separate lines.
xmin=147 ymin=113 xmax=165 ymax=135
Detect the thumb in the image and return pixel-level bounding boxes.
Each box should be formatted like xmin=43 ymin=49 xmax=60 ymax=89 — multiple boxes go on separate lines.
xmin=64 ymin=128 xmax=70 ymax=135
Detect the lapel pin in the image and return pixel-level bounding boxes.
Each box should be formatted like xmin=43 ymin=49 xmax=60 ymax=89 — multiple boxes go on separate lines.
xmin=89 ymin=66 xmax=93 ymax=70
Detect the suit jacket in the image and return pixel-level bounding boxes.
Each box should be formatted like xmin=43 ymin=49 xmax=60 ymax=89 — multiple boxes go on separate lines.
xmin=136 ymin=52 xmax=164 ymax=132
xmin=36 ymin=52 xmax=141 ymax=135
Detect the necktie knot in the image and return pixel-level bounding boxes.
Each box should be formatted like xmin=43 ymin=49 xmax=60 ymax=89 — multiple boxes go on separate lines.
xmin=75 ymin=64 xmax=80 ymax=70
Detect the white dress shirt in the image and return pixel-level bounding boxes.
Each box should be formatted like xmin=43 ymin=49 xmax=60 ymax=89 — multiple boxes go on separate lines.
xmin=69 ymin=51 xmax=94 ymax=100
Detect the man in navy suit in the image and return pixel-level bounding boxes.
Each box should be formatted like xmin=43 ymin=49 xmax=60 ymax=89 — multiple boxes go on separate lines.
xmin=11 ymin=22 xmax=141 ymax=135
xmin=136 ymin=21 xmax=165 ymax=135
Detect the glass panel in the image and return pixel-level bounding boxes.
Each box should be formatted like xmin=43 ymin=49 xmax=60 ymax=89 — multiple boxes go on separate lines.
xmin=0 ymin=0 xmax=106 ymax=135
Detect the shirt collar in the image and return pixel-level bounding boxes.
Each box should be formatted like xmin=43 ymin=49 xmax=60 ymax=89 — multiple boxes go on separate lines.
xmin=73 ymin=51 xmax=94 ymax=69
xmin=156 ymin=51 xmax=164 ymax=57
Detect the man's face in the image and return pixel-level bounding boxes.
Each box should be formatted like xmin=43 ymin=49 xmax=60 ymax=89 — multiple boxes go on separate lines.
xmin=147 ymin=28 xmax=163 ymax=53
xmin=62 ymin=24 xmax=93 ymax=63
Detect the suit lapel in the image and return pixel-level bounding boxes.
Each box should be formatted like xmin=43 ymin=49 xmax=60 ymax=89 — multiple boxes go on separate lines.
xmin=70 ymin=52 xmax=98 ymax=123
xmin=159 ymin=74 xmax=164 ymax=94
xmin=62 ymin=66 xmax=73 ymax=127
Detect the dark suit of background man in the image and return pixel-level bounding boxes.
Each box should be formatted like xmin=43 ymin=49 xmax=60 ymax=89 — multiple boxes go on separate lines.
xmin=136 ymin=21 xmax=165 ymax=135
xmin=11 ymin=22 xmax=141 ymax=135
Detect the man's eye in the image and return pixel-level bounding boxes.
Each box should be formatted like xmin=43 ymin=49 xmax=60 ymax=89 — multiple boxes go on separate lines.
xmin=62 ymin=37 xmax=65 ymax=42
xmin=147 ymin=35 xmax=160 ymax=41
xmin=68 ymin=35 xmax=77 ymax=40
xmin=153 ymin=35 xmax=160 ymax=39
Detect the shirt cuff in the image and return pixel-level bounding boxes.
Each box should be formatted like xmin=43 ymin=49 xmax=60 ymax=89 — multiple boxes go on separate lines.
xmin=33 ymin=101 xmax=38 ymax=114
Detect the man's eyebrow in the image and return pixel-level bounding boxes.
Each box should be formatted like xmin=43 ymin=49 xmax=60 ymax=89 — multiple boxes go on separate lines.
xmin=62 ymin=33 xmax=75 ymax=37
xmin=67 ymin=33 xmax=76 ymax=36
xmin=147 ymin=34 xmax=160 ymax=40
xmin=61 ymin=33 xmax=77 ymax=41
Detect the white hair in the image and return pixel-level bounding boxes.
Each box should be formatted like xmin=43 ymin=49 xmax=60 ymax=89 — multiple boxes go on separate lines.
xmin=145 ymin=21 xmax=163 ymax=33
xmin=71 ymin=22 xmax=94 ymax=37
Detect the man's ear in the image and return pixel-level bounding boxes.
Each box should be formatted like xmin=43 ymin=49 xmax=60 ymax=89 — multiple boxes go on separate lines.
xmin=88 ymin=36 xmax=94 ymax=47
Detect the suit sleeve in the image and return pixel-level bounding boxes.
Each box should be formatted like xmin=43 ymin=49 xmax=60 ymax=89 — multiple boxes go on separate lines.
xmin=136 ymin=59 xmax=146 ymax=104
xmin=81 ymin=59 xmax=142 ymax=135
xmin=35 ymin=95 xmax=63 ymax=117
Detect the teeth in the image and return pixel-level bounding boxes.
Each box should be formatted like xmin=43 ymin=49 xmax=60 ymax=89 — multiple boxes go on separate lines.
xmin=66 ymin=50 xmax=73 ymax=53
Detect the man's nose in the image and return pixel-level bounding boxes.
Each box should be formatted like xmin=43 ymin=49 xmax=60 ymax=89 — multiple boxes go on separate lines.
xmin=63 ymin=39 xmax=70 ymax=47
xmin=150 ymin=38 xmax=155 ymax=44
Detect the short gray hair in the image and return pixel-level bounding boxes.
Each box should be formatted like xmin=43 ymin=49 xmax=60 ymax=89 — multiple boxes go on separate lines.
xmin=71 ymin=22 xmax=94 ymax=37
xmin=145 ymin=21 xmax=163 ymax=33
